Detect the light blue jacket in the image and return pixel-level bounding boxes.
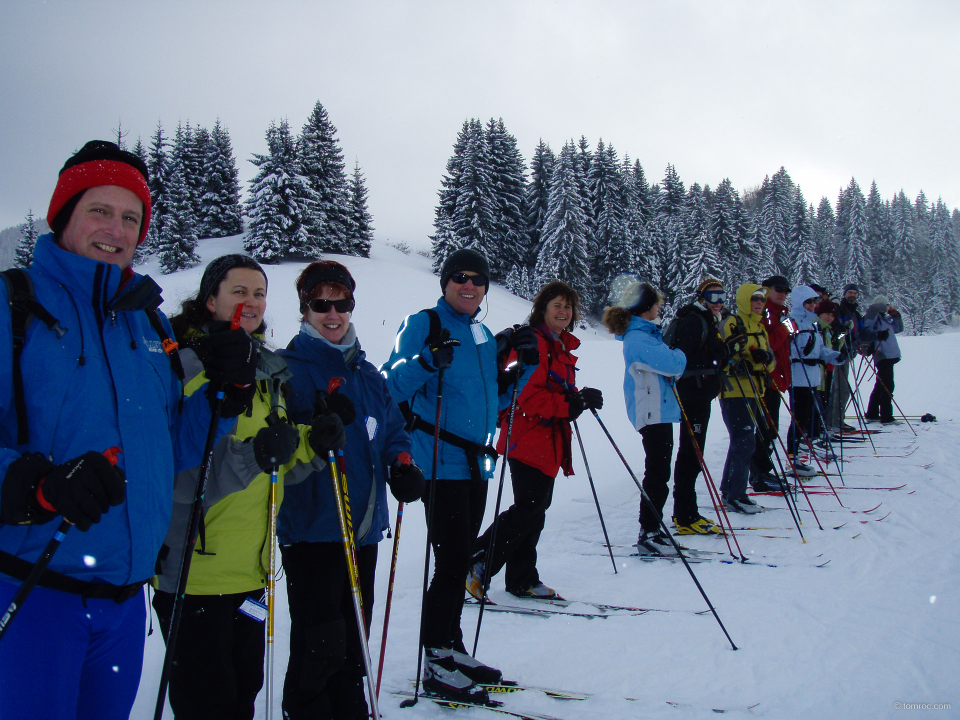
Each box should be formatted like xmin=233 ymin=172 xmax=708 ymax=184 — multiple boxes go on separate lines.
xmin=788 ymin=286 xmax=841 ymax=388
xmin=860 ymin=306 xmax=904 ymax=361
xmin=617 ymin=316 xmax=687 ymax=430
xmin=381 ymin=298 xmax=507 ymax=481
xmin=0 ymin=235 xmax=216 ymax=585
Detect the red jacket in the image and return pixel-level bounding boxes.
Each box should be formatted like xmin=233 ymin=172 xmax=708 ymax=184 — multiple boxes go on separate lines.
xmin=762 ymin=300 xmax=791 ymax=392
xmin=496 ymin=325 xmax=579 ymax=478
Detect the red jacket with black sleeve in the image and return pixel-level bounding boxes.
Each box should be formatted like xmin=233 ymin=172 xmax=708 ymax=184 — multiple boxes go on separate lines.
xmin=495 ymin=325 xmax=579 ymax=478
xmin=762 ymin=300 xmax=791 ymax=392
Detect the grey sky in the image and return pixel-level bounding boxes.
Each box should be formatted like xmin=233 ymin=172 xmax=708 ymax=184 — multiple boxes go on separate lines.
xmin=2 ymin=0 xmax=957 ymax=246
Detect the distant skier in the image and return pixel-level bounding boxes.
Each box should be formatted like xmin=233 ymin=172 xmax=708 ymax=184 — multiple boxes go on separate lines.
xmin=602 ymin=282 xmax=686 ymax=553
xmin=830 ymin=283 xmax=864 ymax=431
xmin=860 ymin=295 xmax=904 ymax=424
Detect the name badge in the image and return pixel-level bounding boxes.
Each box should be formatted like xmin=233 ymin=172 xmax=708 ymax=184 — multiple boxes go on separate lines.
xmin=471 ymin=323 xmax=487 ymax=345
xmin=238 ymin=597 xmax=268 ymax=623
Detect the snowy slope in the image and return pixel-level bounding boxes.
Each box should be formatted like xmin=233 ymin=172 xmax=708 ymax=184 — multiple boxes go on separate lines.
xmin=132 ymin=237 xmax=959 ymax=720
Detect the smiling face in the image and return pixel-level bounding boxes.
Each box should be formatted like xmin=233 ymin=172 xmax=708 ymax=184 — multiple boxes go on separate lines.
xmin=306 ymin=285 xmax=352 ymax=343
xmin=443 ymin=271 xmax=486 ymax=316
xmin=58 ymin=185 xmax=143 ymax=269
xmin=205 ymin=267 xmax=267 ymax=334
xmin=544 ymin=295 xmax=573 ymax=334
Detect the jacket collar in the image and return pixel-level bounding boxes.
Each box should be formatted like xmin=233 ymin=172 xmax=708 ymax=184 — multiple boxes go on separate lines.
xmin=295 ymin=323 xmax=365 ymax=368
xmin=534 ymin=323 xmax=580 ymax=352
xmin=436 ymin=297 xmax=479 ymax=323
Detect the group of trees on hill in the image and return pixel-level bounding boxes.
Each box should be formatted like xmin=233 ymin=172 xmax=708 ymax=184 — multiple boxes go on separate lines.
xmin=10 ymin=102 xmax=372 ymax=273
xmin=431 ymin=118 xmax=960 ymax=334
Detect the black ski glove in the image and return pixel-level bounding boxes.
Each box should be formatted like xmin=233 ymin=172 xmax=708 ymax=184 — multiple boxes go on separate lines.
xmin=565 ymin=391 xmax=586 ymax=420
xmin=497 ymin=363 xmax=522 ymax=395
xmin=750 ymin=348 xmax=773 ymax=366
xmin=422 ymin=328 xmax=460 ymax=371
xmin=388 ymin=452 xmax=425 ymax=503
xmin=219 ymin=384 xmax=256 ymax=419
xmin=877 ymin=329 xmax=890 ymax=341
xmin=579 ymin=387 xmax=604 ymax=411
xmin=252 ymin=419 xmax=300 ymax=472
xmin=308 ymin=412 xmax=346 ymax=456
xmin=198 ymin=324 xmax=259 ymax=388
xmin=315 ymin=390 xmax=357 ymax=427
xmin=507 ymin=325 xmax=540 ymax=366
xmin=1 ymin=452 xmax=125 ymax=532
xmin=723 ymin=332 xmax=747 ymax=359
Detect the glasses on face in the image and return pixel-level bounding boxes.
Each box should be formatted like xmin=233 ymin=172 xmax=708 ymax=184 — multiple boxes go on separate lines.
xmin=772 ymin=286 xmax=790 ymax=294
xmin=703 ymin=290 xmax=726 ymax=304
xmin=308 ymin=298 xmax=355 ymax=314
xmin=449 ymin=272 xmax=488 ymax=287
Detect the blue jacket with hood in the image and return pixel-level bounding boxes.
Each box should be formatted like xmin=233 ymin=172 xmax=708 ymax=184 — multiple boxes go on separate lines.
xmin=278 ymin=323 xmax=411 ymax=546
xmin=617 ymin=316 xmax=687 ymax=430
xmin=0 ymin=234 xmax=215 ymax=586
xmin=381 ymin=297 xmax=512 ymax=482
xmin=788 ymin=286 xmax=841 ymax=388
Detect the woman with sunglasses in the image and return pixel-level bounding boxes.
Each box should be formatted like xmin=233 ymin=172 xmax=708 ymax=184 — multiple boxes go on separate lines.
xmin=669 ymin=279 xmax=747 ymax=530
xmin=154 ymin=254 xmax=339 ymax=720
xmin=276 ymin=260 xmax=423 ymax=720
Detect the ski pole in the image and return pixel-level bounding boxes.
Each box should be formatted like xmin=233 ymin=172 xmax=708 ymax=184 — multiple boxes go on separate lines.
xmin=327 ymin=446 xmax=379 ymax=720
xmin=863 ymin=353 xmax=916 ymax=436
xmin=471 ymin=360 xmax=523 ymax=657
xmin=572 ymin=420 xmax=617 ymax=574
xmin=589 ymin=409 xmax=738 ymax=651
xmin=402 ymin=362 xmax=448 ymax=708
xmin=0 ymin=446 xmax=121 ymax=643
xmin=375 ymin=500 xmax=404 ymax=699
xmin=263 ymin=406 xmax=284 ymax=720
xmin=845 ymin=364 xmax=878 ymax=454
xmin=669 ymin=384 xmax=744 ymax=560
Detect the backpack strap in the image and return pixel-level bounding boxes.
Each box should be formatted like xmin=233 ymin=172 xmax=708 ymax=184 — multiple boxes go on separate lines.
xmin=145 ymin=307 xmax=186 ymax=414
xmin=398 ymin=308 xmax=442 ymax=422
xmin=2 ymin=269 xmax=68 ymax=445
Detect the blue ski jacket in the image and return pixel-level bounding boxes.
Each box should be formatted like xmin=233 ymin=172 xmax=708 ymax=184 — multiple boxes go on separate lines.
xmin=278 ymin=325 xmax=411 ymax=546
xmin=381 ymin=298 xmax=509 ymax=482
xmin=0 ymin=234 xmax=216 ymax=586
xmin=617 ymin=316 xmax=687 ymax=430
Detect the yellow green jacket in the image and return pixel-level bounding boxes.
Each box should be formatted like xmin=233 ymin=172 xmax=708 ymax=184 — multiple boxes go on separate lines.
xmin=719 ymin=284 xmax=776 ymax=400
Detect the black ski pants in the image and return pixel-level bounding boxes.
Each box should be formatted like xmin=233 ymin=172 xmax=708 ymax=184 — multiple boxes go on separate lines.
xmin=474 ymin=458 xmax=555 ymax=594
xmin=280 ymin=541 xmax=377 ymax=720
xmin=672 ymin=393 xmax=712 ymax=525
xmin=638 ymin=422 xmax=675 ymax=533
xmin=788 ymin=386 xmax=815 ymax=456
xmin=421 ymin=477 xmax=488 ymax=652
xmin=152 ymin=589 xmax=265 ymax=720
xmin=751 ymin=386 xmax=781 ymax=476
xmin=867 ymin=358 xmax=899 ymax=422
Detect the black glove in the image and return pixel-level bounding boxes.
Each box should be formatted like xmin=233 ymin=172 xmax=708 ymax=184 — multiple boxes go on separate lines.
xmin=308 ymin=413 xmax=346 ymax=456
xmin=219 ymin=383 xmax=256 ymax=419
xmin=388 ymin=452 xmax=425 ymax=503
xmin=494 ymin=326 xmax=515 ymax=358
xmin=565 ymin=391 xmax=586 ymax=420
xmin=750 ymin=348 xmax=773 ymax=365
xmin=508 ymin=325 xmax=540 ymax=366
xmin=724 ymin=332 xmax=747 ymax=359
xmin=198 ymin=324 xmax=259 ymax=388
xmin=424 ymin=328 xmax=460 ymax=371
xmin=315 ymin=390 xmax=357 ymax=427
xmin=802 ymin=333 xmax=816 ymax=355
xmin=497 ymin=363 xmax=521 ymax=395
xmin=579 ymin=387 xmax=603 ymax=410
xmin=1 ymin=452 xmax=125 ymax=532
xmin=877 ymin=329 xmax=890 ymax=341
xmin=252 ymin=419 xmax=300 ymax=472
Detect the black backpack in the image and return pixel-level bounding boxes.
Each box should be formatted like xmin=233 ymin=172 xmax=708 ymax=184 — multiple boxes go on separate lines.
xmin=661 ymin=306 xmax=708 ymax=350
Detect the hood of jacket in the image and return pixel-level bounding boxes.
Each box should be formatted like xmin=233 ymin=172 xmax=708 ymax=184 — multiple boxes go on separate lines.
xmin=734 ymin=283 xmax=765 ymax=331
xmin=790 ymin=286 xmax=820 ymax=327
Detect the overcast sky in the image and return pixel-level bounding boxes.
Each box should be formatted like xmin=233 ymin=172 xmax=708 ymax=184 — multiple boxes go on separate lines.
xmin=2 ymin=0 xmax=958 ymax=247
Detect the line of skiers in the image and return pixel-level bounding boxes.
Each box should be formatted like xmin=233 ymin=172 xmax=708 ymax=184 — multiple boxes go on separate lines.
xmin=0 ymin=140 xmax=906 ymax=720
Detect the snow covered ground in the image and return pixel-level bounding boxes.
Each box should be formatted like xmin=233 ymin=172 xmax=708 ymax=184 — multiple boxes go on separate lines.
xmin=132 ymin=236 xmax=959 ymax=720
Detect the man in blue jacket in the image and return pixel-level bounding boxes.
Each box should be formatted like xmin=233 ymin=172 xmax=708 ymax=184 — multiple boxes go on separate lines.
xmin=0 ymin=141 xmax=257 ymax=720
xmin=381 ymin=248 xmax=537 ymax=704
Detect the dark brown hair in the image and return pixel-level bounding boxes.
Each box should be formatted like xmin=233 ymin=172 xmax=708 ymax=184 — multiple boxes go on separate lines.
xmin=528 ymin=281 xmax=580 ymax=330
xmin=170 ymin=262 xmax=268 ymax=343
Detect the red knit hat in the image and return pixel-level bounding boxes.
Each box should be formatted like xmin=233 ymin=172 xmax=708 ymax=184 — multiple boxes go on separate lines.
xmin=47 ymin=141 xmax=152 ymax=245
xmin=814 ymin=299 xmax=839 ymax=315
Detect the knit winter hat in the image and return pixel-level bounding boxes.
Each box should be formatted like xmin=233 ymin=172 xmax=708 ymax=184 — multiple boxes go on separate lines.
xmin=199 ymin=254 xmax=267 ymax=304
xmin=47 ymin=140 xmax=152 ymax=245
xmin=619 ymin=281 xmax=661 ymax=316
xmin=842 ymin=283 xmax=860 ymax=296
xmin=871 ymin=295 xmax=890 ymax=310
xmin=697 ymin=277 xmax=724 ymax=296
xmin=439 ymin=248 xmax=490 ymax=291
xmin=815 ymin=299 xmax=839 ymax=316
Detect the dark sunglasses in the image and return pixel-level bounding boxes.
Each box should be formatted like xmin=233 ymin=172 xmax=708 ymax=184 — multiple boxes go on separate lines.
xmin=308 ymin=298 xmax=355 ymax=314
xmin=772 ymin=285 xmax=790 ymax=293
xmin=703 ymin=290 xmax=726 ymax=304
xmin=449 ymin=272 xmax=488 ymax=287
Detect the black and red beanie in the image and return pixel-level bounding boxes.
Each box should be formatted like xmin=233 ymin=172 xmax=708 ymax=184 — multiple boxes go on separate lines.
xmin=47 ymin=140 xmax=152 ymax=245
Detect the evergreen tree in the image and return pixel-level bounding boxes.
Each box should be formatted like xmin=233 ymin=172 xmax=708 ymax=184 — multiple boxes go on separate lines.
xmin=931 ymin=199 xmax=960 ymax=315
xmin=15 ymin=209 xmax=39 ymax=268
xmin=659 ymin=164 xmax=685 ymax=217
xmin=432 ymin=120 xmax=475 ymax=272
xmin=756 ymin=168 xmax=794 ymax=277
xmin=299 ymin=101 xmax=353 ymax=254
xmin=587 ymin=141 xmax=631 ymax=312
xmin=790 ymin=191 xmax=817 ymax=286
xmin=137 ymin=121 xmax=170 ymax=263
xmin=157 ymin=164 xmax=200 ymax=274
xmin=865 ymin=181 xmax=891 ymax=290
xmin=632 ymin=159 xmax=652 ymax=226
xmin=450 ymin=120 xmax=499 ymax=266
xmin=840 ymin=178 xmax=871 ymax=292
xmin=813 ymin=198 xmax=841 ymax=293
xmin=199 ymin=119 xmax=243 ymax=238
xmin=132 ymin=137 xmax=147 ymax=165
xmin=525 ymin=140 xmax=555 ymax=264
xmin=534 ymin=141 xmax=590 ymax=294
xmin=346 ymin=161 xmax=373 ymax=258
xmin=484 ymin=118 xmax=528 ymax=278
xmin=680 ymin=183 xmax=721 ymax=298
xmin=711 ymin=178 xmax=740 ymax=284
xmin=244 ymin=119 xmax=315 ymax=262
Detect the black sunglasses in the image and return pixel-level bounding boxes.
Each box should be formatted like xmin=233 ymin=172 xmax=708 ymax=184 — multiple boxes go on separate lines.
xmin=449 ymin=272 xmax=488 ymax=287
xmin=308 ymin=298 xmax=355 ymax=314
xmin=772 ymin=285 xmax=790 ymax=293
